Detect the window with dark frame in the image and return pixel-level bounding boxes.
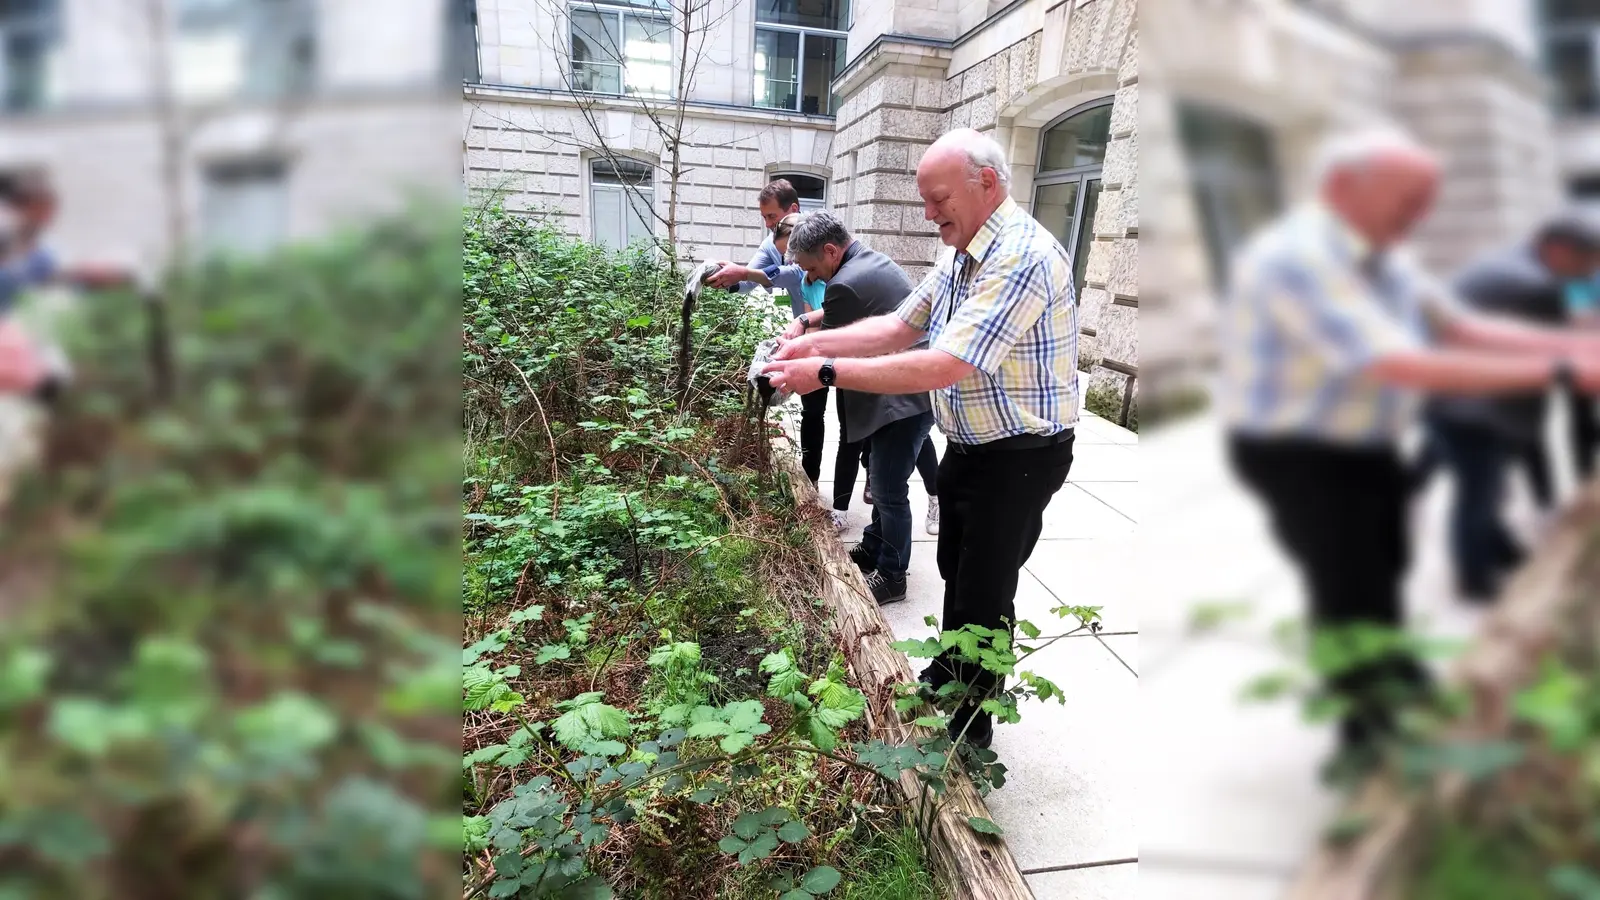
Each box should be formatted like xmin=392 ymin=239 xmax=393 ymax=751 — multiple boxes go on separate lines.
xmin=1031 ymin=98 xmax=1111 ymax=301
xmin=590 ymin=157 xmax=656 ymax=250
xmin=451 ymin=0 xmax=480 ymax=84
xmin=0 ymin=0 xmax=60 ymax=114
xmin=569 ymin=2 xmax=673 ymax=98
xmin=754 ymin=0 xmax=847 ymax=115
xmin=1174 ymin=100 xmax=1284 ymax=294
xmin=176 ymin=0 xmax=318 ymax=100
xmin=772 ymin=172 xmax=826 ymax=210
xmin=1540 ymin=1 xmax=1600 ymax=113
xmin=202 ymin=157 xmax=290 ymax=256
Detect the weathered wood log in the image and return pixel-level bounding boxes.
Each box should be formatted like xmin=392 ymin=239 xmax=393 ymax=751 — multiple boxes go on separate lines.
xmin=768 ymin=423 xmax=1036 ymax=900
xmin=1285 ymin=478 xmax=1600 ymax=900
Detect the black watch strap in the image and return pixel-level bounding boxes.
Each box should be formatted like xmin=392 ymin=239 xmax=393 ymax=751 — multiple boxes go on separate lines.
xmin=1555 ymin=358 xmax=1577 ymax=390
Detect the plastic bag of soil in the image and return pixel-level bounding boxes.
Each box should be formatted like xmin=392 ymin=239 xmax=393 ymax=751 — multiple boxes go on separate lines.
xmin=747 ymin=337 xmax=792 ymax=407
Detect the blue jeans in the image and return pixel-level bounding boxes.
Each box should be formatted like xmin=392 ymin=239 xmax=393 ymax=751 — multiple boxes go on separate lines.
xmin=1427 ymin=418 xmax=1523 ymax=595
xmin=858 ymin=411 xmax=933 ymax=581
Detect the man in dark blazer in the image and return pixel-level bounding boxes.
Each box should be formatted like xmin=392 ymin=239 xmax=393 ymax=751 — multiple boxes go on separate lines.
xmin=779 ymin=211 xmax=933 ymax=605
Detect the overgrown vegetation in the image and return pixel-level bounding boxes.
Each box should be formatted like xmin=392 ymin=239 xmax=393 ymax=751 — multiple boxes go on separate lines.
xmin=0 ymin=208 xmax=463 ymax=899
xmin=1237 ymin=536 xmax=1600 ymax=898
xmin=461 ymin=206 xmax=1102 ymax=899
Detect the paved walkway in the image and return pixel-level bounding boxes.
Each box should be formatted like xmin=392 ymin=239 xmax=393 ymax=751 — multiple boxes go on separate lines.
xmin=1137 ymin=395 xmax=1577 ymax=899
xmin=779 ymin=382 xmax=1140 ymax=899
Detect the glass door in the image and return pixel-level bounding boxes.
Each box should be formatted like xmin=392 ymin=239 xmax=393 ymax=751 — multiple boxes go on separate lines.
xmin=1032 ymin=173 xmax=1101 ymax=301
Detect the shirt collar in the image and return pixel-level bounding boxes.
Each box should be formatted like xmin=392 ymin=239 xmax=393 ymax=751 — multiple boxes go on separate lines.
xmin=959 ymin=196 xmax=1019 ymax=265
xmin=1305 ymin=200 xmax=1375 ymax=263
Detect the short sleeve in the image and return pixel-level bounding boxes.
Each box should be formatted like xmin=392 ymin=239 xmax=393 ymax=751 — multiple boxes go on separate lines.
xmin=1268 ymin=261 xmax=1421 ymax=374
xmin=893 ymin=268 xmax=938 ymax=332
xmin=930 ymin=252 xmax=1050 ymax=375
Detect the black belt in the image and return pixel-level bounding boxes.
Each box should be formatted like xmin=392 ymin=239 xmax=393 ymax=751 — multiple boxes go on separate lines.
xmin=946 ymin=429 xmax=1073 ymax=455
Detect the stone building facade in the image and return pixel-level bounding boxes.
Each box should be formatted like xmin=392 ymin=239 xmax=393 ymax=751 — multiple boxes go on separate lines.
xmin=1144 ymin=0 xmax=1564 ymax=401
xmin=0 ymin=0 xmax=457 ymax=274
xmin=827 ymin=0 xmax=1138 ymax=405
xmin=462 ymin=0 xmax=1140 ymax=410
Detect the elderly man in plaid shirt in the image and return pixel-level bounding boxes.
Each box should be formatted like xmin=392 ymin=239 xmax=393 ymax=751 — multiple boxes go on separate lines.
xmin=763 ymin=128 xmax=1078 ymax=750
xmin=1221 ymin=127 xmax=1600 ymax=780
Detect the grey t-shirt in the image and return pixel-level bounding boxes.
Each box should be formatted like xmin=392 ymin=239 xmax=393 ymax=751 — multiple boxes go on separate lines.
xmin=1425 ymin=243 xmax=1565 ymax=444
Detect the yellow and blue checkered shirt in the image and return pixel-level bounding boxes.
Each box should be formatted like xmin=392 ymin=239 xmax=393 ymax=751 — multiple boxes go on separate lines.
xmin=1220 ymin=202 xmax=1466 ymax=446
xmin=894 ymin=196 xmax=1080 ymax=445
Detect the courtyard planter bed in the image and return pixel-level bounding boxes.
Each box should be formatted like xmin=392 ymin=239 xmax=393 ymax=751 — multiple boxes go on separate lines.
xmin=460 ymin=207 xmax=1091 ymax=899
xmin=1285 ymin=480 xmax=1600 ymax=900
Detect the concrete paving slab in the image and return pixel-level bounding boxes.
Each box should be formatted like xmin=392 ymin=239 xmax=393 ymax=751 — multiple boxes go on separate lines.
xmin=1065 ymin=442 xmax=1139 ymax=482
xmin=1041 ymin=484 xmax=1138 ymax=540
xmin=1098 ymin=634 xmax=1137 ymax=675
xmin=1026 ymin=862 xmax=1137 ymax=899
xmin=980 ymin=636 xmax=1139 ymax=871
xmin=1139 ymin=636 xmax=1339 ymax=871
xmin=1139 ymin=865 xmax=1291 ymax=900
xmin=1076 ymin=480 xmax=1142 ymax=522
xmin=1022 ymin=535 xmax=1139 ymax=633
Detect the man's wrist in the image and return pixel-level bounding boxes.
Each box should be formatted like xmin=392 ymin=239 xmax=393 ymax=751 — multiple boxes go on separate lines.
xmin=1554 ymin=357 xmax=1577 ymax=390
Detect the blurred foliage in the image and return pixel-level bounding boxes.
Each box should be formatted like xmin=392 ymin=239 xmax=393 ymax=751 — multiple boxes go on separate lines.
xmin=0 ymin=205 xmax=463 ymax=900
xmin=1243 ymin=542 xmax=1600 ymax=897
xmin=461 ymin=207 xmax=978 ymax=899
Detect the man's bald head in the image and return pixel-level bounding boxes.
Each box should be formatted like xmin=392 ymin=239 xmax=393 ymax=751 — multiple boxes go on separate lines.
xmin=1314 ymin=128 xmax=1441 ymax=249
xmin=917 ymin=129 xmax=1012 ymax=250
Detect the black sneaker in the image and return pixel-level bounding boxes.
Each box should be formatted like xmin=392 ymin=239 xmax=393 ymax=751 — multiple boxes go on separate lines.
xmin=950 ymin=709 xmax=994 ymax=750
xmin=848 ymin=543 xmax=875 ymax=575
xmin=865 ymin=570 xmax=907 ymax=604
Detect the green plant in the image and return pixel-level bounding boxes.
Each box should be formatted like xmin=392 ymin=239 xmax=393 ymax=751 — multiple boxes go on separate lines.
xmin=0 ymin=204 xmax=462 ymax=898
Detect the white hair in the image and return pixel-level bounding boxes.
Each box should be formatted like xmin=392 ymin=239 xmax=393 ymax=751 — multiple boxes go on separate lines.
xmin=1311 ymin=126 xmax=1434 ymax=186
xmin=934 ymin=129 xmax=1012 ymax=189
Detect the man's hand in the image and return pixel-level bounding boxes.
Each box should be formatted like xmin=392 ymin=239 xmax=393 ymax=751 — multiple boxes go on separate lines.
xmin=1576 ymin=358 xmax=1600 ymax=394
xmin=762 ymin=358 xmax=823 ymax=397
xmin=0 ymin=324 xmax=45 ymax=394
xmin=773 ymin=334 xmax=822 ymax=361
xmin=781 ymin=316 xmax=809 ymax=341
xmin=705 ymin=262 xmax=748 ymax=290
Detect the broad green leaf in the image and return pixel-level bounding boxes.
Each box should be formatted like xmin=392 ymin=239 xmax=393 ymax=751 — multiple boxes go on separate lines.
xmin=551 ymin=696 xmax=631 ymax=752
xmin=508 ymin=605 xmax=545 ymax=624
xmin=737 ymin=830 xmax=780 ymax=865
xmin=966 ymin=817 xmax=1003 ymax=836
xmin=558 ymin=875 xmax=614 ymax=900
xmin=537 ymin=644 xmax=573 ymax=664
xmin=760 ymin=649 xmax=805 ymax=698
xmin=800 ymin=865 xmax=843 ymax=893
xmin=732 ymin=813 xmax=764 ymax=840
xmin=777 ymin=820 xmax=809 ymax=843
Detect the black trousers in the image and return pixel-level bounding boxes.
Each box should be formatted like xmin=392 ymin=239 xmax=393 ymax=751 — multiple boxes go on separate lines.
xmin=1569 ymin=385 xmax=1599 ymax=484
xmin=922 ymin=437 xmax=1074 ymax=710
xmin=1228 ymin=433 xmax=1429 ymax=747
xmin=799 ymin=386 xmax=829 ymax=485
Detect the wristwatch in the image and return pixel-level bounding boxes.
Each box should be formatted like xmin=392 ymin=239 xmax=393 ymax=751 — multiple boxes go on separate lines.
xmin=1555 ymin=357 xmax=1577 ymax=390
xmin=818 ymin=358 xmax=837 ymax=387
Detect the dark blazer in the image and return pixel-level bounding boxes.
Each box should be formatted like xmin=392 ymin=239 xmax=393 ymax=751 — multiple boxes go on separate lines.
xmin=819 ymin=241 xmax=932 ymax=443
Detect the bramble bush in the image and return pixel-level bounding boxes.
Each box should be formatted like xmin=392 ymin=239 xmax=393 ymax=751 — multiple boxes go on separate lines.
xmin=0 ymin=205 xmax=463 ymax=900
xmin=461 ymin=205 xmax=1104 ymax=899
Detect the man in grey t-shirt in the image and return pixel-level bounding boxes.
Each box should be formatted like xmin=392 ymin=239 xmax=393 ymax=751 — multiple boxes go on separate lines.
xmin=1420 ymin=212 xmax=1600 ymax=600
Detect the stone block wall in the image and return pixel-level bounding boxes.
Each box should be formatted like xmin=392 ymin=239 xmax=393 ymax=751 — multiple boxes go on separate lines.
xmin=464 ymin=91 xmax=836 ymax=262
xmin=830 ymin=0 xmax=1137 ymax=400
xmin=828 ymin=44 xmax=956 ymax=283
xmin=1393 ymin=40 xmax=1562 ymax=277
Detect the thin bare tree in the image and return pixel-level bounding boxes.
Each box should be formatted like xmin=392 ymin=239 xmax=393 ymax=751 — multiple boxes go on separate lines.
xmin=470 ymin=0 xmax=748 ymax=262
